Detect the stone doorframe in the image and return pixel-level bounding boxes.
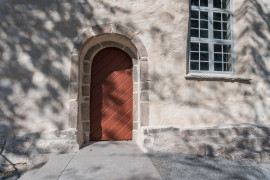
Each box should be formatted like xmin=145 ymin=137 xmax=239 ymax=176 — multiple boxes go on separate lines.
xmin=69 ymin=23 xmax=149 ymax=147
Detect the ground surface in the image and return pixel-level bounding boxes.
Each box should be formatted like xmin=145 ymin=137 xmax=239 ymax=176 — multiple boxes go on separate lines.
xmin=18 ymin=141 xmax=270 ymax=180
xmin=19 ymin=141 xmax=161 ymax=180
xmin=148 ymin=152 xmax=270 ymax=180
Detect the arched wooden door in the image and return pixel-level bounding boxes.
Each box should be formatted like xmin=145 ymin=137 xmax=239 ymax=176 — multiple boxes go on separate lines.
xmin=90 ymin=47 xmax=133 ymax=140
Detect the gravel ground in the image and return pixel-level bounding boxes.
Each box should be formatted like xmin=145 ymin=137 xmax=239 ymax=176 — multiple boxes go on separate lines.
xmin=148 ymin=153 xmax=270 ymax=180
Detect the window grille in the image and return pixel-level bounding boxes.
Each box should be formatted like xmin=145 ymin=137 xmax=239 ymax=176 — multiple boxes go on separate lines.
xmin=189 ymin=0 xmax=234 ymax=73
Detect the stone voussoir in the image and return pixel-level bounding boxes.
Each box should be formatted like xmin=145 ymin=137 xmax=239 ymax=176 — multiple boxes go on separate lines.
xmin=140 ymin=91 xmax=149 ymax=101
xmin=112 ymin=24 xmax=136 ymax=39
xmin=124 ymin=46 xmax=137 ymax=59
xmin=83 ymin=75 xmax=91 ymax=84
xmin=74 ymin=29 xmax=94 ymax=52
xmin=132 ymin=36 xmax=148 ymax=58
xmin=69 ymin=82 xmax=78 ymax=99
xmin=69 ymin=101 xmax=78 ymax=128
xmin=82 ymin=85 xmax=90 ymax=96
xmin=81 ymin=102 xmax=90 ymax=121
xmin=101 ymin=41 xmax=124 ymax=49
xmin=140 ymin=61 xmax=148 ymax=82
xmin=91 ymin=24 xmax=113 ymax=35
xmin=83 ymin=61 xmax=90 ymax=74
xmin=84 ymin=43 xmax=101 ymax=60
xmin=70 ymin=57 xmax=79 ymax=82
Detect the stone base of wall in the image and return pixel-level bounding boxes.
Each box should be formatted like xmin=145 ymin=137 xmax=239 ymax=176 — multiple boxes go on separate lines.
xmin=0 ymin=129 xmax=79 ymax=178
xmin=142 ymin=124 xmax=270 ymax=162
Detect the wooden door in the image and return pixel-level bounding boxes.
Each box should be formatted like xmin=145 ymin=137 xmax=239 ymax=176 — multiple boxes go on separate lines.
xmin=90 ymin=47 xmax=133 ymax=140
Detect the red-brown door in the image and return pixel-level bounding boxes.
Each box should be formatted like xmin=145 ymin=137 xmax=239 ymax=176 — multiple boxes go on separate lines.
xmin=90 ymin=47 xmax=133 ymax=140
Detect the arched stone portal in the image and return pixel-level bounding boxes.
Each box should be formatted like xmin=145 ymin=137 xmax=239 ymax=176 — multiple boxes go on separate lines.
xmin=69 ymin=24 xmax=149 ymax=147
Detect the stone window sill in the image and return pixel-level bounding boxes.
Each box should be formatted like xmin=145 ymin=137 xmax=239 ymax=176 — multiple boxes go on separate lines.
xmin=185 ymin=73 xmax=251 ymax=82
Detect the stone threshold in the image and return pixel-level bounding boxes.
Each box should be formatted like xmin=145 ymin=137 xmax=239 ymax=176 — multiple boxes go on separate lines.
xmin=185 ymin=73 xmax=251 ymax=82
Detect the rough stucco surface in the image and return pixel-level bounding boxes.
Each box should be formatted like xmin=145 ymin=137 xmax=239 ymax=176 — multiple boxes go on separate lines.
xmin=148 ymin=0 xmax=270 ymax=127
xmin=0 ymin=0 xmax=270 ymax=176
xmin=1 ymin=0 xmax=269 ymax=133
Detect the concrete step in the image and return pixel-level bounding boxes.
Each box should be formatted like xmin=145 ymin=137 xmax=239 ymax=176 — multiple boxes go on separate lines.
xmin=19 ymin=153 xmax=75 ymax=180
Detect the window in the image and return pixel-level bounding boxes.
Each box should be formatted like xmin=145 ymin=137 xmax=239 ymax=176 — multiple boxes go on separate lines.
xmin=189 ymin=0 xmax=233 ymax=73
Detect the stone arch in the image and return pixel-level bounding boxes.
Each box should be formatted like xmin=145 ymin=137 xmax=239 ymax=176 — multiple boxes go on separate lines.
xmin=68 ymin=24 xmax=149 ymax=147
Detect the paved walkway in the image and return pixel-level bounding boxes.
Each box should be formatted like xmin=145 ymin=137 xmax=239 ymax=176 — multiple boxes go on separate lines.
xmin=20 ymin=141 xmax=161 ymax=180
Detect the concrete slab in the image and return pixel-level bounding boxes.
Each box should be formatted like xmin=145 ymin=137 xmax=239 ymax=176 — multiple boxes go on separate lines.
xmin=20 ymin=153 xmax=75 ymax=180
xmin=20 ymin=141 xmax=161 ymax=180
xmin=19 ymin=167 xmax=40 ymax=180
xmin=59 ymin=141 xmax=161 ymax=180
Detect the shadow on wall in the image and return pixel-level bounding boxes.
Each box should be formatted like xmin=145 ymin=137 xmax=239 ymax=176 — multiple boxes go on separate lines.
xmin=0 ymin=0 xmax=269 ymax=178
xmin=0 ymin=0 xmax=134 ymax=178
xmin=145 ymin=0 xmax=270 ymax=162
xmin=149 ymin=0 xmax=270 ymax=127
xmin=144 ymin=124 xmax=270 ymax=162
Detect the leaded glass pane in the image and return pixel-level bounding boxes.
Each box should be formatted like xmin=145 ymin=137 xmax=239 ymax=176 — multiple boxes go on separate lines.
xmin=191 ymin=62 xmax=199 ymax=70
xmin=200 ymin=43 xmax=208 ymax=52
xmin=191 ymin=52 xmax=199 ymax=60
xmin=214 ymin=63 xmax=222 ymax=71
xmin=200 ymin=62 xmax=209 ymax=70
xmin=200 ymin=53 xmax=209 ymax=61
xmin=223 ymin=63 xmax=231 ymax=71
xmin=222 ymin=23 xmax=228 ymax=31
xmin=214 ymin=22 xmax=221 ymax=30
xmin=191 ymin=42 xmax=199 ymax=51
xmin=214 ymin=53 xmax=222 ymax=61
xmin=223 ymin=31 xmax=227 ymax=39
xmin=222 ymin=14 xmax=229 ymax=21
xmin=200 ymin=20 xmax=208 ymax=29
xmin=191 ymin=29 xmax=199 ymax=37
xmin=213 ymin=13 xmax=221 ymax=21
xmin=214 ymin=31 xmax=221 ymax=39
xmin=191 ymin=0 xmax=199 ymax=6
xmin=214 ymin=0 xmax=221 ymax=8
xmin=200 ymin=11 xmax=208 ymax=20
xmin=191 ymin=10 xmax=199 ymax=19
xmin=191 ymin=20 xmax=199 ymax=28
xmin=214 ymin=44 xmax=222 ymax=52
xmin=200 ymin=30 xmax=208 ymax=38
xmin=222 ymin=0 xmax=230 ymax=9
xmin=200 ymin=0 xmax=208 ymax=7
